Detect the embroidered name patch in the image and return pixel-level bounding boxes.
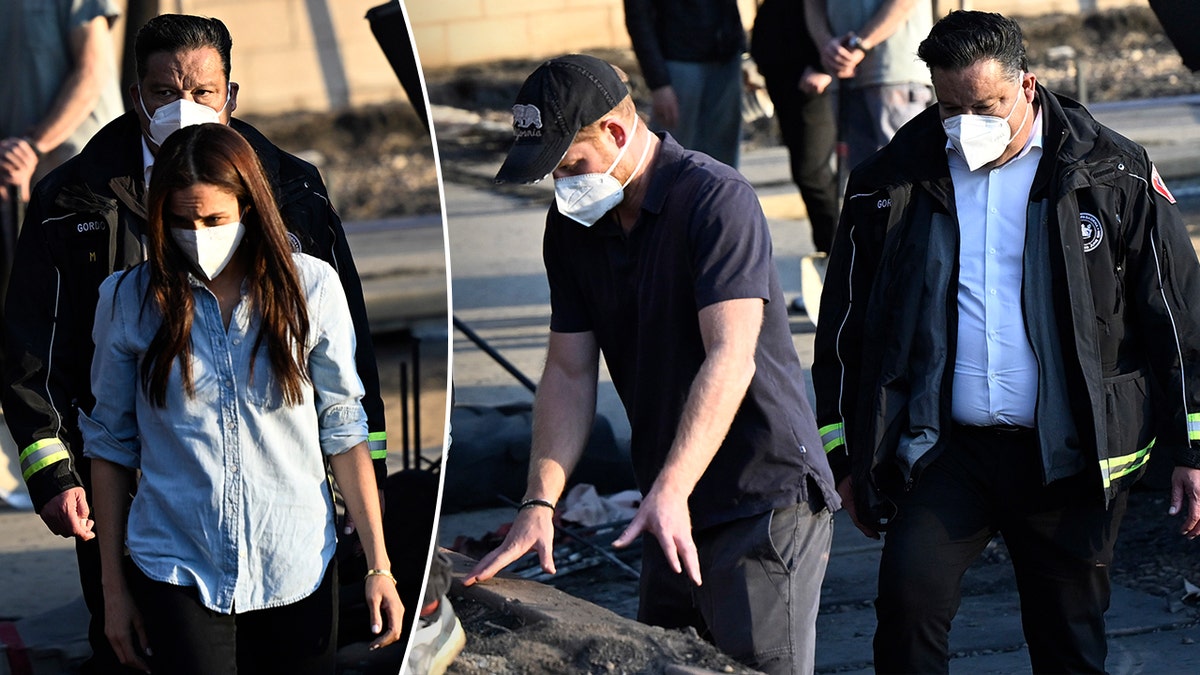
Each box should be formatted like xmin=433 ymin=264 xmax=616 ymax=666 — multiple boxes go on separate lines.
xmin=1080 ymin=212 xmax=1103 ymax=253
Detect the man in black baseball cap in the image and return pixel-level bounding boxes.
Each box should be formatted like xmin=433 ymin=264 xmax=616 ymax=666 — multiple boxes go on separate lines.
xmin=470 ymin=54 xmax=839 ymax=675
xmin=495 ymin=53 xmax=629 ymax=184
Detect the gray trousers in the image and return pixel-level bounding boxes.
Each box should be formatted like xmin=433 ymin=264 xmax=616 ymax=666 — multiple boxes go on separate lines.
xmin=638 ymin=490 xmax=833 ymax=675
xmin=841 ymin=82 xmax=933 ymax=171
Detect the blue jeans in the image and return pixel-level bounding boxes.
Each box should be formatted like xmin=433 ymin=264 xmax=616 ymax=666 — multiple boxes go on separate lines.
xmin=653 ymin=55 xmax=743 ymax=167
xmin=638 ymin=485 xmax=833 ymax=675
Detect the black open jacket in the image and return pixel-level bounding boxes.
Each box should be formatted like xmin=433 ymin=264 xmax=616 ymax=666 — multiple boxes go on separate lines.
xmin=813 ymin=85 xmax=1200 ymax=528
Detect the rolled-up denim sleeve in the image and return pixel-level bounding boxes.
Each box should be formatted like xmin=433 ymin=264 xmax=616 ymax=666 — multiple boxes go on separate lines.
xmin=81 ymin=273 xmax=141 ymax=469
xmin=308 ymin=263 xmax=369 ymax=456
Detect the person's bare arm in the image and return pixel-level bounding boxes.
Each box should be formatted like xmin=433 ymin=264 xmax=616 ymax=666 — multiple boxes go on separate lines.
xmin=855 ymin=0 xmax=919 ymax=52
xmin=92 ymin=458 xmax=150 ymax=672
xmin=804 ymin=0 xmax=835 ymax=47
xmin=24 ymin=15 xmax=117 ymax=155
xmin=806 ymin=0 xmax=861 ymax=77
xmin=612 ymin=298 xmax=763 ymax=585
xmin=329 ymin=442 xmax=404 ymax=650
xmin=465 ymin=330 xmax=600 ymax=585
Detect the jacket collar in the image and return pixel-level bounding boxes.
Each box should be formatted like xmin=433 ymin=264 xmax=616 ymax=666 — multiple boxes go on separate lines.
xmin=851 ymin=83 xmax=1109 ymax=201
xmin=58 ymin=111 xmax=286 ymax=217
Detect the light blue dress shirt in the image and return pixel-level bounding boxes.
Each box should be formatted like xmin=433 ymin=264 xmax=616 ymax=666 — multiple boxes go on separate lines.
xmin=947 ymin=108 xmax=1043 ymax=428
xmin=81 ymin=253 xmax=368 ymax=614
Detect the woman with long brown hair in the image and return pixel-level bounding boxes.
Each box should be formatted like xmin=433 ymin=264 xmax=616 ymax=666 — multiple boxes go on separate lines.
xmin=82 ymin=123 xmax=403 ymax=674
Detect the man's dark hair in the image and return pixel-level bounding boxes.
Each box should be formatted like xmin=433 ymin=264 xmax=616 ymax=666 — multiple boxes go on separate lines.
xmin=134 ymin=15 xmax=233 ymax=81
xmin=917 ymin=10 xmax=1028 ymax=77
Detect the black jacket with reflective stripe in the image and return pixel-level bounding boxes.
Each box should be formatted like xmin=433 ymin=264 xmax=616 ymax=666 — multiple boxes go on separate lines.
xmin=812 ymin=85 xmax=1200 ymax=528
xmin=3 ymin=112 xmax=387 ymax=511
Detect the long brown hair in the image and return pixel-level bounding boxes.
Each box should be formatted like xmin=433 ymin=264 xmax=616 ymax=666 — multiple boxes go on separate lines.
xmin=141 ymin=123 xmax=310 ymax=407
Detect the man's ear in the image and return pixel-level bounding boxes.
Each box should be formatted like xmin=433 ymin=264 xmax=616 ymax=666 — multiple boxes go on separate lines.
xmin=601 ymin=117 xmax=628 ymax=148
xmin=227 ymin=81 xmax=240 ymax=117
xmin=129 ymin=83 xmax=144 ymax=116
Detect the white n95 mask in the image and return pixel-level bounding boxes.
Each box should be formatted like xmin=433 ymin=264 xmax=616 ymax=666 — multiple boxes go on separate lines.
xmin=943 ymin=80 xmax=1029 ymax=171
xmin=170 ymin=221 xmax=246 ymax=281
xmin=554 ymin=116 xmax=651 ymax=227
xmin=139 ymin=88 xmax=229 ymax=146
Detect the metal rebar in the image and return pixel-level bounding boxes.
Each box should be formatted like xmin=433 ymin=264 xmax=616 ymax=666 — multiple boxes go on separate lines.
xmin=496 ymin=495 xmax=641 ymax=580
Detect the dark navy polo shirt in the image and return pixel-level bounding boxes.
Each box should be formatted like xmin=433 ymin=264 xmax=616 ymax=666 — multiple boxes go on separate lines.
xmin=542 ymin=134 xmax=839 ymax=530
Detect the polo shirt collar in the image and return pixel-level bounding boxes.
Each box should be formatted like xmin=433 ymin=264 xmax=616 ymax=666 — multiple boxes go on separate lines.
xmin=640 ymin=132 xmax=686 ymax=217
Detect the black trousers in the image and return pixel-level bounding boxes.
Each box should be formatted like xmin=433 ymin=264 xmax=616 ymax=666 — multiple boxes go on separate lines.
xmin=874 ymin=425 xmax=1127 ymax=674
xmin=130 ymin=558 xmax=338 ymax=675
xmin=759 ymin=64 xmax=839 ymax=254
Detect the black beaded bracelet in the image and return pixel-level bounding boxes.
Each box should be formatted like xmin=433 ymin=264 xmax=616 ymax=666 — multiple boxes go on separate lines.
xmin=518 ymin=498 xmax=555 ymax=512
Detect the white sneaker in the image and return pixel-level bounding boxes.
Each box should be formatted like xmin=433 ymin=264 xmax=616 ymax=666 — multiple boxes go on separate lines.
xmin=402 ymin=595 xmax=465 ymax=675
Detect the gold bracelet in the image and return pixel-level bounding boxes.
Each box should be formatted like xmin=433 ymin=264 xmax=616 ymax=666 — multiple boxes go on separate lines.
xmin=364 ymin=568 xmax=397 ymax=585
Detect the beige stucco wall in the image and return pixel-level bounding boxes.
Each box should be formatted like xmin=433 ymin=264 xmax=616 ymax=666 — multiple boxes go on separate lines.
xmin=146 ymin=0 xmax=1148 ymax=112
xmin=171 ymin=0 xmax=411 ymax=114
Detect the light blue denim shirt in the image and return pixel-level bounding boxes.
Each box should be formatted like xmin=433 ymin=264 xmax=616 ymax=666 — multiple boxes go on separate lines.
xmin=80 ymin=253 xmax=368 ymax=614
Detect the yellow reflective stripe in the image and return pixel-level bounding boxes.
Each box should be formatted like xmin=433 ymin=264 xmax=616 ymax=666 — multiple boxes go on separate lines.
xmin=1099 ymin=438 xmax=1155 ymax=489
xmin=1188 ymin=413 xmax=1200 ymax=441
xmin=819 ymin=423 xmax=845 ymax=453
xmin=368 ymin=431 xmax=387 ymax=459
xmin=19 ymin=438 xmax=70 ymax=481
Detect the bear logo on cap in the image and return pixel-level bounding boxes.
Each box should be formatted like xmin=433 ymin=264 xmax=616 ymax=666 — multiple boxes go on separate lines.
xmin=512 ymin=104 xmax=543 ymax=137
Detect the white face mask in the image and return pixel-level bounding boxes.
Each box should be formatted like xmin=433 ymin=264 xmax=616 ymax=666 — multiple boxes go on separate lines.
xmin=554 ymin=116 xmax=652 ymax=227
xmin=943 ymin=79 xmax=1030 ymax=172
xmin=139 ymin=88 xmax=229 ymax=146
xmin=170 ymin=221 xmax=246 ymax=281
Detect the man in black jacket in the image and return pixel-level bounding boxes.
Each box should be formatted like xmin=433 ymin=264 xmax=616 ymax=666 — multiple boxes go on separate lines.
xmin=813 ymin=11 xmax=1200 ymax=673
xmin=2 ymin=15 xmax=387 ymax=673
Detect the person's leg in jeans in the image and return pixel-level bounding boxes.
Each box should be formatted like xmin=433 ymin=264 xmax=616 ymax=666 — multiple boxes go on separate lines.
xmin=696 ymin=53 xmax=744 ymax=168
xmin=692 ymin=487 xmax=833 ymax=675
xmin=760 ymin=65 xmax=839 ymax=253
xmin=659 ymin=58 xmax=742 ymax=167
xmin=658 ymin=60 xmax=707 ymax=154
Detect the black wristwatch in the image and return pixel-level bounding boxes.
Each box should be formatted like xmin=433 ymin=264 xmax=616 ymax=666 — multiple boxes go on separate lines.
xmin=20 ymin=136 xmax=45 ymax=160
xmin=846 ymin=35 xmax=871 ymax=54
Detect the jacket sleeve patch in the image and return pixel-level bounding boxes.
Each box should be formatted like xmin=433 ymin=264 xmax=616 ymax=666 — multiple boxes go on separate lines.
xmin=1151 ymin=164 xmax=1176 ymax=204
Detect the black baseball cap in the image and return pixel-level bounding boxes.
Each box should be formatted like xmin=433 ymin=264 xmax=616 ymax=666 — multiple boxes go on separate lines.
xmin=494 ymin=54 xmax=629 ymax=184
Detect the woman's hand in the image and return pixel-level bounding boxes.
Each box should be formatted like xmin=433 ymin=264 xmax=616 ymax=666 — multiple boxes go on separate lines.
xmin=104 ymin=583 xmax=151 ymax=671
xmin=365 ymin=574 xmax=405 ymax=650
